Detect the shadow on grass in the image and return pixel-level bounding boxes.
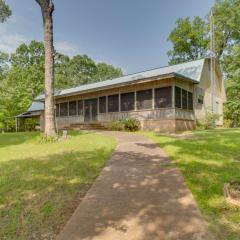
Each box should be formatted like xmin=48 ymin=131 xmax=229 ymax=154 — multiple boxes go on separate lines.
xmin=58 ymin=138 xmax=213 ymax=240
xmin=0 ymin=147 xmax=112 ymax=239
xmin=148 ymin=129 xmax=240 ymax=239
xmin=0 ymin=132 xmax=39 ymax=148
xmin=0 ymin=130 xmax=92 ymax=148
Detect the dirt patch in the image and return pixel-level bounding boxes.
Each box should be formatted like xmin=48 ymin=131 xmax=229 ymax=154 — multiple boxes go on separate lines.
xmin=168 ymin=133 xmax=199 ymax=140
xmin=224 ymin=181 xmax=240 ymax=206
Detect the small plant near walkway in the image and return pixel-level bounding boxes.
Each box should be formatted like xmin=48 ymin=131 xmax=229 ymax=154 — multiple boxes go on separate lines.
xmin=0 ymin=131 xmax=116 ymax=239
xmin=110 ymin=118 xmax=141 ymax=132
xmin=144 ymin=129 xmax=240 ymax=240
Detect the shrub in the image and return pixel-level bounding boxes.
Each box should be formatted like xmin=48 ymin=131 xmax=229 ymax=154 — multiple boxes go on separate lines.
xmin=223 ymin=119 xmax=233 ymax=128
xmin=109 ymin=120 xmax=125 ymax=131
xmin=197 ymin=111 xmax=220 ymax=130
xmin=109 ymin=118 xmax=141 ymax=132
xmin=121 ymin=118 xmax=141 ymax=132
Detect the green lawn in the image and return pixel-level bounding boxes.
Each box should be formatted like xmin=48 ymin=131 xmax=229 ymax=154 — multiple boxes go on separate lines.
xmin=0 ymin=131 xmax=116 ymax=240
xmin=144 ymin=129 xmax=240 ymax=240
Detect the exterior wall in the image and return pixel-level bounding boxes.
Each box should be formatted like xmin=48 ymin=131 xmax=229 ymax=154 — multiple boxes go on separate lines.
xmin=194 ymin=59 xmax=226 ymax=125
xmin=54 ymin=77 xmax=195 ymax=132
xmin=56 ymin=112 xmax=195 ymax=132
xmin=141 ymin=119 xmax=195 ymax=133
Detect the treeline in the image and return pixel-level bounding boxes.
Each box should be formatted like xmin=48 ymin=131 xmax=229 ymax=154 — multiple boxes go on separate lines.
xmin=0 ymin=41 xmax=123 ymax=128
xmin=167 ymin=0 xmax=240 ymax=123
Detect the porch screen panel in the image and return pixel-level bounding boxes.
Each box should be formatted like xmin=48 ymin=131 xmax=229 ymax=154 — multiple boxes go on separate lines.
xmin=78 ymin=100 xmax=84 ymax=115
xmin=56 ymin=104 xmax=60 ymax=117
xmin=69 ymin=101 xmax=77 ymax=116
xmin=121 ymin=92 xmax=134 ymax=111
xmin=60 ymin=102 xmax=68 ymax=117
xmin=182 ymin=89 xmax=188 ymax=109
xmin=108 ymin=94 xmax=119 ymax=112
xmin=175 ymin=86 xmax=181 ymax=108
xmin=188 ymin=92 xmax=193 ymax=110
xmin=136 ymin=89 xmax=152 ymax=110
xmin=99 ymin=96 xmax=106 ymax=113
xmin=154 ymin=87 xmax=172 ymax=108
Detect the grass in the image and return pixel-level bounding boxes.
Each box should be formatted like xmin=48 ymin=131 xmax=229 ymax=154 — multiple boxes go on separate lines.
xmin=143 ymin=129 xmax=240 ymax=240
xmin=0 ymin=131 xmax=116 ymax=240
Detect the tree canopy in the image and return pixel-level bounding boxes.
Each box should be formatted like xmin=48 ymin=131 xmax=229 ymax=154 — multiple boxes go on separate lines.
xmin=0 ymin=0 xmax=11 ymax=23
xmin=167 ymin=16 xmax=209 ymax=65
xmin=167 ymin=0 xmax=240 ymax=122
xmin=0 ymin=40 xmax=123 ymax=130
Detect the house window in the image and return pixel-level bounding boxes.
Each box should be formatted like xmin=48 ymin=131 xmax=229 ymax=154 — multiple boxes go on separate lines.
xmin=78 ymin=100 xmax=84 ymax=115
xmin=121 ymin=92 xmax=135 ymax=111
xmin=136 ymin=89 xmax=152 ymax=110
xmin=154 ymin=87 xmax=172 ymax=108
xmin=188 ymin=92 xmax=193 ymax=110
xmin=60 ymin=102 xmax=68 ymax=117
xmin=69 ymin=101 xmax=77 ymax=116
xmin=56 ymin=104 xmax=60 ymax=117
xmin=196 ymin=87 xmax=204 ymax=104
xmin=198 ymin=95 xmax=204 ymax=104
xmin=175 ymin=86 xmax=181 ymax=108
xmin=182 ymin=89 xmax=188 ymax=109
xmin=108 ymin=94 xmax=119 ymax=112
xmin=99 ymin=96 xmax=106 ymax=113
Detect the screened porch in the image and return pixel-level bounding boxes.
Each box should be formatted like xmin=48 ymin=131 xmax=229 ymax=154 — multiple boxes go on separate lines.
xmin=55 ymin=84 xmax=194 ymax=129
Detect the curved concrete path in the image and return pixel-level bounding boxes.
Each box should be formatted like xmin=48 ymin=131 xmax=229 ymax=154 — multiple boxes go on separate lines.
xmin=57 ymin=131 xmax=214 ymax=240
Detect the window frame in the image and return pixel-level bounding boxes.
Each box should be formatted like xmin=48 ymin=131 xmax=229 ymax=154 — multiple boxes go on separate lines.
xmin=55 ymin=104 xmax=60 ymax=117
xmin=187 ymin=91 xmax=193 ymax=110
xmin=99 ymin=96 xmax=107 ymax=114
xmin=77 ymin=100 xmax=84 ymax=116
xmin=60 ymin=102 xmax=69 ymax=117
xmin=175 ymin=86 xmax=193 ymax=111
xmin=69 ymin=101 xmax=77 ymax=116
xmin=175 ymin=86 xmax=182 ymax=109
xmin=136 ymin=89 xmax=153 ymax=110
xmin=154 ymin=86 xmax=172 ymax=109
xmin=120 ymin=92 xmax=135 ymax=112
xmin=182 ymin=89 xmax=188 ymax=110
xmin=108 ymin=94 xmax=119 ymax=113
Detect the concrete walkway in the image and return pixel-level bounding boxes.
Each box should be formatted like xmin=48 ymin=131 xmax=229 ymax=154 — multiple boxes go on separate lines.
xmin=57 ymin=131 xmax=214 ymax=240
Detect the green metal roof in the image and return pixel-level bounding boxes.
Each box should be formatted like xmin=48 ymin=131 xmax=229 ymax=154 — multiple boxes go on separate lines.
xmin=36 ymin=58 xmax=206 ymax=101
xmin=28 ymin=101 xmax=44 ymax=112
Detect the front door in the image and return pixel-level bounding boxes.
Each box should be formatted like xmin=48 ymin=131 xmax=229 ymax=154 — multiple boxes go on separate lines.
xmin=84 ymin=98 xmax=98 ymax=122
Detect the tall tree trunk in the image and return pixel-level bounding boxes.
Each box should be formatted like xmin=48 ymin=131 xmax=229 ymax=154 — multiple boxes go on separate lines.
xmin=36 ymin=0 xmax=56 ymax=137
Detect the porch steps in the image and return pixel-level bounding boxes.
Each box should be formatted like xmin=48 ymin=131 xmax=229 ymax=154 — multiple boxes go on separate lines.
xmin=69 ymin=123 xmax=108 ymax=130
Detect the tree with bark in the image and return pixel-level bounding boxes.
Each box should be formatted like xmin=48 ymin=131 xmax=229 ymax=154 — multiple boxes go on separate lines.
xmin=36 ymin=0 xmax=56 ymax=137
xmin=0 ymin=0 xmax=11 ymax=23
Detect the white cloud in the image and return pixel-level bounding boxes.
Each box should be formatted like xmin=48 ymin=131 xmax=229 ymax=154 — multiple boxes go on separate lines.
xmin=55 ymin=41 xmax=79 ymax=56
xmin=0 ymin=26 xmax=29 ymax=53
xmin=0 ymin=33 xmax=28 ymax=53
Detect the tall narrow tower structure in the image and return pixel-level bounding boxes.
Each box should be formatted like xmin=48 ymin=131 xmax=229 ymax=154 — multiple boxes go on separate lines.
xmin=210 ymin=10 xmax=216 ymax=115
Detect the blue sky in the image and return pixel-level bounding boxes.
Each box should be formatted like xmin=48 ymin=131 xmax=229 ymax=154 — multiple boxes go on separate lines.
xmin=1 ymin=0 xmax=214 ymax=74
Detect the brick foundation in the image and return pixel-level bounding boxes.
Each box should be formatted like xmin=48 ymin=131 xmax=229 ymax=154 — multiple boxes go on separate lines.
xmin=141 ymin=119 xmax=195 ymax=133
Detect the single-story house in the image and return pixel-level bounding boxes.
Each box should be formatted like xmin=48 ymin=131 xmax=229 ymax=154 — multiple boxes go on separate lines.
xmin=22 ymin=58 xmax=226 ymax=132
